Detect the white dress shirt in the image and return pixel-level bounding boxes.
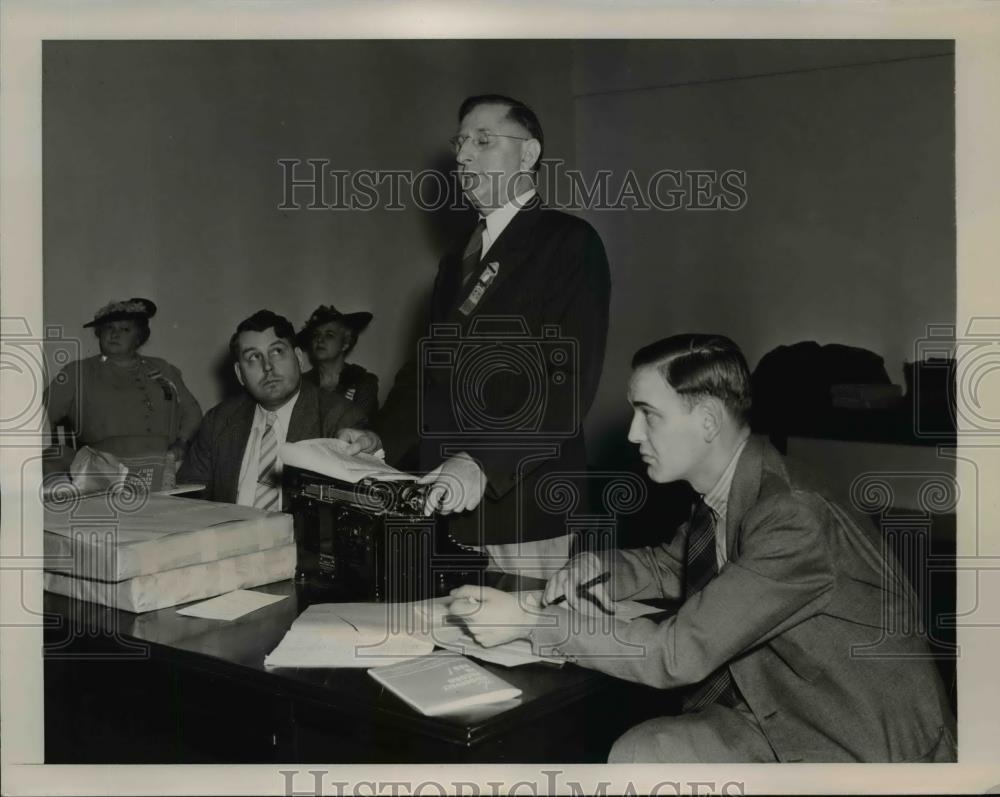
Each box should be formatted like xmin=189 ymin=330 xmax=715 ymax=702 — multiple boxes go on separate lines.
xmin=235 ymin=390 xmax=300 ymax=510
xmin=702 ymin=434 xmax=751 ymax=570
xmin=479 ymin=187 xmax=536 ymax=258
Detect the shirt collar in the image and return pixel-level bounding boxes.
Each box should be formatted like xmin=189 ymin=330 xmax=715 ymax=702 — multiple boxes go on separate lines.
xmin=482 ymin=187 xmax=536 ymax=250
xmin=254 ymin=386 xmax=300 ymax=432
xmin=702 ymin=434 xmax=750 ymax=516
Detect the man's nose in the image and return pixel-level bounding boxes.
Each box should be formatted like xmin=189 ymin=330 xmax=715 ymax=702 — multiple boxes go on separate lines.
xmin=626 ymin=414 xmax=643 ymax=444
xmin=455 ymin=140 xmax=474 ymax=165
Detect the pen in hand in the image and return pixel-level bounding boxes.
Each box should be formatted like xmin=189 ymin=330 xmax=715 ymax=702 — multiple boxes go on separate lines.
xmin=545 ymin=571 xmax=614 ymax=615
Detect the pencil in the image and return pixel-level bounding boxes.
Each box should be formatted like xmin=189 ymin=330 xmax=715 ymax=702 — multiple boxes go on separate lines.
xmin=546 ymin=571 xmax=614 ymax=614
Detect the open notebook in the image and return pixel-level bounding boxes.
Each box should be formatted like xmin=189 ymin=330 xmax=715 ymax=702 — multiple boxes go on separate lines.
xmin=264 ymin=593 xmax=660 ymax=669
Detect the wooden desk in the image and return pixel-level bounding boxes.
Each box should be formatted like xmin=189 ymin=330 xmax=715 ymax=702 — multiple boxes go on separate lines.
xmin=43 ymin=578 xmax=675 ymax=763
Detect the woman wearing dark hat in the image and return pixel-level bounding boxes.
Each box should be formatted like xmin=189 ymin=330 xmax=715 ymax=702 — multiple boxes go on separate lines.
xmin=299 ymin=305 xmax=379 ymax=423
xmin=45 ymin=297 xmax=203 ymax=462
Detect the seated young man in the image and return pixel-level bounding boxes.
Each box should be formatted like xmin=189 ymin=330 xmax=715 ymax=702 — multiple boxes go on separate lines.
xmin=178 ymin=309 xmax=366 ymax=510
xmin=448 ymin=333 xmax=956 ymax=763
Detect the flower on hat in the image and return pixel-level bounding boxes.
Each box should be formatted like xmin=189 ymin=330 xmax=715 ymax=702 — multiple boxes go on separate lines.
xmin=93 ymin=299 xmax=149 ymax=320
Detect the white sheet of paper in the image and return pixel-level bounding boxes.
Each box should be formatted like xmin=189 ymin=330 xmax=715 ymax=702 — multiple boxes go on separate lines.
xmin=176 ymin=589 xmax=287 ymax=621
xmin=155 ymin=483 xmax=206 ymax=496
xmin=415 ymin=595 xmax=564 ymax=667
xmin=510 ymin=590 xmax=660 ymax=623
xmin=263 ymin=602 xmax=434 ymax=668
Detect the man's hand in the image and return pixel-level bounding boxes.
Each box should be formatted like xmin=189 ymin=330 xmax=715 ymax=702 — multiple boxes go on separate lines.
xmin=166 ymin=441 xmax=187 ymax=467
xmin=447 ymin=585 xmax=541 ymax=647
xmin=335 ymin=427 xmax=382 ymax=456
xmin=542 ymin=551 xmax=612 ymax=614
xmin=416 ymin=452 xmax=486 ymax=516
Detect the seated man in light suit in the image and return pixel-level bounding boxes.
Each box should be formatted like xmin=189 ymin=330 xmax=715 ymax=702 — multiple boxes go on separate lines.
xmin=448 ymin=333 xmax=956 ymax=763
xmin=178 ymin=310 xmax=366 ymax=510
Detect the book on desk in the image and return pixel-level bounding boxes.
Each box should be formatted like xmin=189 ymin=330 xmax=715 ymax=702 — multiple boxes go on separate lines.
xmin=368 ymin=650 xmax=522 ymax=717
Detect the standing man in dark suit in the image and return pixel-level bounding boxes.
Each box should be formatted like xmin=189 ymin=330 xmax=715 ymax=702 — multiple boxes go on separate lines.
xmin=179 ymin=310 xmax=365 ymax=509
xmin=342 ymin=94 xmax=611 ymax=570
xmin=449 ymin=334 xmax=956 ymax=763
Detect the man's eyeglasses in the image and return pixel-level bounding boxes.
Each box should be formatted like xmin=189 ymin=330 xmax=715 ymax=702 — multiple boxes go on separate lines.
xmin=449 ymin=130 xmax=529 ymax=155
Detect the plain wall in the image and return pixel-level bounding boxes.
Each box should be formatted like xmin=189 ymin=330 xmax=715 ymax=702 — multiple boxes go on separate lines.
xmin=43 ymin=40 xmax=954 ymax=470
xmin=572 ymin=40 xmax=955 ymax=463
xmin=43 ymin=40 xmax=576 ymax=402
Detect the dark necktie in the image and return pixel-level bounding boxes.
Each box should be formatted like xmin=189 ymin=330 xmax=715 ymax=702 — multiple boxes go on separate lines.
xmin=682 ymin=498 xmax=740 ymax=711
xmin=461 ymin=218 xmax=487 ymax=286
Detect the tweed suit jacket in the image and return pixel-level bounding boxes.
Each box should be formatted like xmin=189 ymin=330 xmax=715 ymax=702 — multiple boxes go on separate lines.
xmin=529 ymin=435 xmax=956 ymax=762
xmin=177 ymin=379 xmax=365 ymax=505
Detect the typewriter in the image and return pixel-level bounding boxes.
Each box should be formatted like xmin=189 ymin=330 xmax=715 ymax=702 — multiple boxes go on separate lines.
xmin=286 ymin=466 xmax=489 ymax=602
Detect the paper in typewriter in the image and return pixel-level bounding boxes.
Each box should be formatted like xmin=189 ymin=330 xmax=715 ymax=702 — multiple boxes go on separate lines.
xmin=279 ymin=438 xmax=416 ymax=483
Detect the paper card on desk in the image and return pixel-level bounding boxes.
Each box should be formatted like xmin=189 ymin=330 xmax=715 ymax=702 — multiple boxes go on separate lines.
xmin=176 ymin=589 xmax=287 ymax=621
xmin=264 ymin=603 xmax=434 ymax=668
xmin=279 ymin=438 xmax=416 ymax=483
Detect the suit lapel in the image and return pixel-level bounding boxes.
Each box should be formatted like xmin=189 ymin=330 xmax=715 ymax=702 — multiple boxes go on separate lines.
xmin=447 ymin=196 xmax=543 ymax=321
xmin=286 ymin=381 xmax=319 ymax=443
xmin=219 ymin=399 xmax=256 ymax=503
xmin=725 ymin=435 xmax=766 ymax=560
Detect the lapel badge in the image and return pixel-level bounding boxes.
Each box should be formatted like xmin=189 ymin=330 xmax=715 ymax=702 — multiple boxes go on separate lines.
xmin=481 ymin=261 xmax=500 ymax=286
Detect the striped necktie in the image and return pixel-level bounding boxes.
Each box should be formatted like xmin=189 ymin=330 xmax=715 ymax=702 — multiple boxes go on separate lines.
xmin=461 ymin=218 xmax=487 ymax=285
xmin=682 ymin=498 xmax=740 ymax=711
xmin=253 ymin=411 xmax=280 ymax=511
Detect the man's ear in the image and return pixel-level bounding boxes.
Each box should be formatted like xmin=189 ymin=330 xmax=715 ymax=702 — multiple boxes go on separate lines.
xmin=521 ymin=138 xmax=541 ymax=172
xmin=233 ymin=361 xmax=245 ymax=387
xmin=700 ymin=398 xmax=724 ymax=442
xmin=294 ymin=346 xmax=306 ymax=372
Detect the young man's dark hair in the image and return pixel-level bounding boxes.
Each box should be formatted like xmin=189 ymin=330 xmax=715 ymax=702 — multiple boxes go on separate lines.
xmin=228 ymin=310 xmax=298 ymax=363
xmin=458 ymin=94 xmax=545 ymax=172
xmin=631 ymin=333 xmax=752 ymax=425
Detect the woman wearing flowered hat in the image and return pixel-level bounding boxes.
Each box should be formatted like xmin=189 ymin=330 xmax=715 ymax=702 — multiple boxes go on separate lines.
xmin=45 ymin=297 xmax=202 ymax=462
xmin=298 ymin=304 xmax=379 ymax=423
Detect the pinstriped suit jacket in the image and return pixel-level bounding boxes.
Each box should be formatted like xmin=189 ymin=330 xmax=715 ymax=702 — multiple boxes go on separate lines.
xmin=178 ymin=378 xmax=365 ymax=505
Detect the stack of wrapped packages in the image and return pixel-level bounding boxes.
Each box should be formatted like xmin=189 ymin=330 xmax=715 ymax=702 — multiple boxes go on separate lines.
xmin=43 ymin=490 xmax=295 ymax=613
